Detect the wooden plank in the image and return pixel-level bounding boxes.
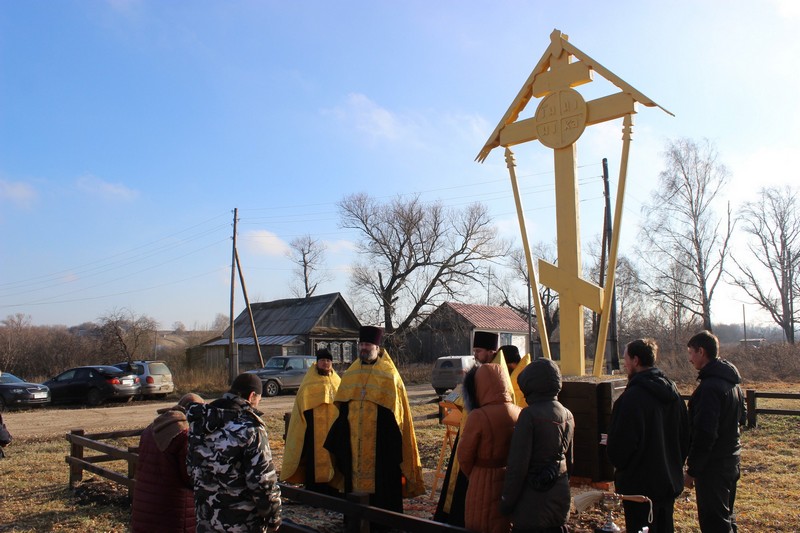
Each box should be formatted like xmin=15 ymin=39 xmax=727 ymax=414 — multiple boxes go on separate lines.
xmin=531 ymin=61 xmax=593 ymax=97
xmin=65 ymin=457 xmax=135 ymax=489
xmin=755 ymin=392 xmax=800 ymax=400
xmin=83 ymin=428 xmax=144 ymax=440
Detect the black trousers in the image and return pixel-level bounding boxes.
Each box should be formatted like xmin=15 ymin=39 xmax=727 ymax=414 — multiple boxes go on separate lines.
xmin=623 ymin=498 xmax=675 ymax=533
xmin=695 ymin=457 xmax=740 ymax=533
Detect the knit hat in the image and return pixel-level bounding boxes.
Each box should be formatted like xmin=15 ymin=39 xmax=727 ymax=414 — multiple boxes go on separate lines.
xmin=359 ymin=326 xmax=383 ymax=345
xmin=229 ymin=372 xmax=263 ymax=397
xmin=500 ymin=345 xmax=521 ymax=365
xmin=473 ymin=331 xmax=499 ymax=350
xmin=177 ymin=392 xmax=204 ymax=408
xmin=316 ymin=347 xmax=333 ymax=360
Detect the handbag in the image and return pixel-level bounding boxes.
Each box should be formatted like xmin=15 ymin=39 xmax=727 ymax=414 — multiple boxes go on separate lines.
xmin=529 ymin=423 xmax=569 ymax=492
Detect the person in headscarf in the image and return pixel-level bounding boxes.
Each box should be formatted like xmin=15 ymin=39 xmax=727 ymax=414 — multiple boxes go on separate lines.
xmin=281 ymin=347 xmax=343 ymax=495
xmin=324 ymin=326 xmax=425 ymax=517
xmin=501 ymin=358 xmax=575 ymax=533
xmin=187 ymin=373 xmax=282 ymax=533
xmin=435 ymin=331 xmax=514 ymax=526
xmin=131 ymin=392 xmax=204 ymax=533
xmin=458 ymin=363 xmax=521 ymax=533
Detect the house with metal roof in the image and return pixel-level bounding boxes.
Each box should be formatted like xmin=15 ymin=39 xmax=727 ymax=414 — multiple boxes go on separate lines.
xmin=407 ymin=302 xmax=531 ymax=362
xmin=188 ymin=292 xmax=361 ymax=369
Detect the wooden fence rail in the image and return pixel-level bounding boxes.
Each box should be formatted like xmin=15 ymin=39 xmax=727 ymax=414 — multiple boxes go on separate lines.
xmin=65 ymin=427 xmax=467 ymax=532
xmin=65 ymin=428 xmax=143 ymax=501
xmin=745 ymin=390 xmax=800 ymax=428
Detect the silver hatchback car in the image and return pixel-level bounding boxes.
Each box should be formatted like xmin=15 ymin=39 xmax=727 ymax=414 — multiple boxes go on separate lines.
xmin=431 ymin=355 xmax=477 ymax=395
xmin=113 ymin=360 xmax=174 ymax=399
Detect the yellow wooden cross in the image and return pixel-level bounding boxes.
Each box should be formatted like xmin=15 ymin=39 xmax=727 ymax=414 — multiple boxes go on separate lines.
xmin=478 ymin=29 xmax=671 ymax=376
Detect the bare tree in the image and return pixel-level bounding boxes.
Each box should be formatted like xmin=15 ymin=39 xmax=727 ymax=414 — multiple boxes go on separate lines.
xmin=729 ymin=186 xmax=800 ymax=343
xmin=286 ymin=234 xmax=332 ymax=298
xmin=98 ymin=308 xmax=158 ymax=361
xmin=638 ymin=138 xmax=733 ymax=332
xmin=339 ymin=193 xmax=508 ymax=339
xmin=0 ymin=313 xmax=32 ymax=370
xmin=492 ymin=244 xmax=559 ymax=338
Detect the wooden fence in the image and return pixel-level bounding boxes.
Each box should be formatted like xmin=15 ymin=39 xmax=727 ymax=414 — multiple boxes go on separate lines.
xmin=745 ymin=390 xmax=800 ymax=428
xmin=65 ymin=428 xmax=143 ymax=501
xmin=64 ymin=425 xmax=467 ymax=532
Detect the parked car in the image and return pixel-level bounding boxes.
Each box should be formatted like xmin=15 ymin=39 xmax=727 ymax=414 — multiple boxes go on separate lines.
xmin=0 ymin=371 xmax=50 ymax=411
xmin=43 ymin=365 xmax=141 ymax=406
xmin=247 ymin=355 xmax=316 ymax=397
xmin=113 ymin=360 xmax=174 ymax=399
xmin=431 ymin=355 xmax=477 ymax=395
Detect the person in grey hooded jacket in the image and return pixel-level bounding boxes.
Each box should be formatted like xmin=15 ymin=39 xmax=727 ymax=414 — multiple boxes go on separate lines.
xmin=500 ymin=358 xmax=574 ymax=533
xmin=607 ymin=338 xmax=689 ymax=533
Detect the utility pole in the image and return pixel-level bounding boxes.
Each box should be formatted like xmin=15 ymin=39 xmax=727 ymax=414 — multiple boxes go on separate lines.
xmin=600 ymin=158 xmax=620 ymax=372
xmin=229 ymin=208 xmax=239 ymax=384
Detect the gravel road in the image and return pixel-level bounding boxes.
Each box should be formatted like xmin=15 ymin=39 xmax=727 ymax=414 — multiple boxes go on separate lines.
xmin=2 ymin=383 xmax=438 ymax=440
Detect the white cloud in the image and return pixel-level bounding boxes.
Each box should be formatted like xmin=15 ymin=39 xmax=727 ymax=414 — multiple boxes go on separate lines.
xmin=726 ymin=145 xmax=796 ymax=207
xmin=770 ymin=0 xmax=800 ymax=18
xmin=324 ymin=239 xmax=357 ymax=254
xmin=0 ymin=179 xmax=37 ymax=208
xmin=324 ymin=93 xmax=404 ymax=142
xmin=76 ymin=175 xmax=139 ymax=202
xmin=243 ymin=230 xmax=290 ymax=257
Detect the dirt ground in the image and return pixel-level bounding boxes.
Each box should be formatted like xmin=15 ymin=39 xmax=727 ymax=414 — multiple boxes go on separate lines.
xmin=2 ymin=384 xmax=439 ymax=440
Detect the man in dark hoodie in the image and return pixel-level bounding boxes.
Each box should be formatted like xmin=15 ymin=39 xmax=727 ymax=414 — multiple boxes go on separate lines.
xmin=607 ymin=338 xmax=689 ymax=533
xmin=187 ymin=372 xmax=282 ymax=532
xmin=684 ymin=330 xmax=746 ymax=533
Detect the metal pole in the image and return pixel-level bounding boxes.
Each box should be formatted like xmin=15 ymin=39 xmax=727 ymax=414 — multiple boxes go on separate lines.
xmin=229 ymin=208 xmax=239 ymax=384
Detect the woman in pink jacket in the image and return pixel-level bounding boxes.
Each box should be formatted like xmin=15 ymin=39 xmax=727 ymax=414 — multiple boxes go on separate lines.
xmin=457 ymin=363 xmax=522 ymax=533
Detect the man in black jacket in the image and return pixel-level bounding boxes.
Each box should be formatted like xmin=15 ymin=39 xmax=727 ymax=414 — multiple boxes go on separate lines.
xmin=607 ymin=338 xmax=689 ymax=533
xmin=684 ymin=330 xmax=746 ymax=532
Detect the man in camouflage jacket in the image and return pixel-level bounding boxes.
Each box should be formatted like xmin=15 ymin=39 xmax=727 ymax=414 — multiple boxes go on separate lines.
xmin=187 ymin=373 xmax=281 ymax=533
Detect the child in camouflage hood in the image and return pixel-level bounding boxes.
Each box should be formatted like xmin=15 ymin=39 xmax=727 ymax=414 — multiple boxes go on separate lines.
xmin=187 ymin=373 xmax=281 ymax=533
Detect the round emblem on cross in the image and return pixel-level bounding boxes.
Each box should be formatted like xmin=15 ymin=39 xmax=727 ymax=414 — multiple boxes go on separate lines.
xmin=534 ymin=88 xmax=588 ymax=149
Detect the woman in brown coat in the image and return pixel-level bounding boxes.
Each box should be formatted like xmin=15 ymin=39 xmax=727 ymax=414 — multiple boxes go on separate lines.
xmin=457 ymin=363 xmax=522 ymax=533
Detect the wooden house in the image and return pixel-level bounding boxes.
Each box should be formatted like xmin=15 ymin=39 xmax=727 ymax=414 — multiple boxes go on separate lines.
xmin=407 ymin=302 xmax=531 ymax=362
xmin=188 ymin=292 xmax=361 ymax=369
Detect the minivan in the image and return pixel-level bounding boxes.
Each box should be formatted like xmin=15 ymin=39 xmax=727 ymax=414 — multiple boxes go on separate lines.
xmin=431 ymin=355 xmax=476 ymax=395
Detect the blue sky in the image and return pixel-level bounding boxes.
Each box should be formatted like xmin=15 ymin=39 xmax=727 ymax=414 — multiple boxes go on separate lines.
xmin=1 ymin=1 xmax=798 ymax=329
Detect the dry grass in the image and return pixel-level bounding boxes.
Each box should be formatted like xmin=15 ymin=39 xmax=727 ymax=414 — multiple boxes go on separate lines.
xmin=2 ymin=360 xmax=799 ymax=532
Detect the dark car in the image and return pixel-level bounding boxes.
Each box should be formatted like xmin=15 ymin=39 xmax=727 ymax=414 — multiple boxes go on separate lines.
xmin=246 ymin=355 xmax=316 ymax=397
xmin=113 ymin=360 xmax=174 ymax=399
xmin=0 ymin=372 xmax=50 ymax=411
xmin=43 ymin=365 xmax=141 ymax=406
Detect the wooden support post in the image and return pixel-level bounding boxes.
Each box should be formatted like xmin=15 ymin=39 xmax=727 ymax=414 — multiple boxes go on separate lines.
xmin=346 ymin=492 xmax=370 ymax=533
xmin=68 ymin=429 xmax=85 ymax=488
xmin=746 ymin=389 xmax=757 ymax=428
xmin=283 ymin=412 xmax=292 ymax=441
xmin=127 ymin=445 xmax=137 ymax=502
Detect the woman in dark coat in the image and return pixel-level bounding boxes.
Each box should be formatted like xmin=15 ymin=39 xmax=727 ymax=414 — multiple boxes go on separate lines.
xmin=131 ymin=393 xmax=203 ymax=533
xmin=500 ymin=359 xmax=575 ymax=533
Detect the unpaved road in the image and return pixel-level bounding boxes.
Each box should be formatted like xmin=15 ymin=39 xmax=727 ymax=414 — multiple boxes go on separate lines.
xmin=2 ymin=384 xmax=438 ymax=440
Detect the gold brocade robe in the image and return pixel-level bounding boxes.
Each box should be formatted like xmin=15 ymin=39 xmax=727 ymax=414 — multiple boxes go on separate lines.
xmin=333 ymin=349 xmax=426 ymax=498
xmin=281 ymin=364 xmax=342 ymax=489
xmin=510 ymin=353 xmax=531 ymax=408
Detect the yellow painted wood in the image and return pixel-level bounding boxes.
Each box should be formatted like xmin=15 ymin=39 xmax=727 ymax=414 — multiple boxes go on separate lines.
xmin=539 ymin=260 xmax=603 ymax=313
xmin=476 ymin=29 xmax=671 ymax=376
xmin=532 ymin=61 xmax=592 ymax=97
xmin=505 ymin=148 xmax=551 ymax=359
xmin=500 ymin=92 xmax=636 ymax=150
xmin=593 ymin=114 xmax=634 ymax=377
